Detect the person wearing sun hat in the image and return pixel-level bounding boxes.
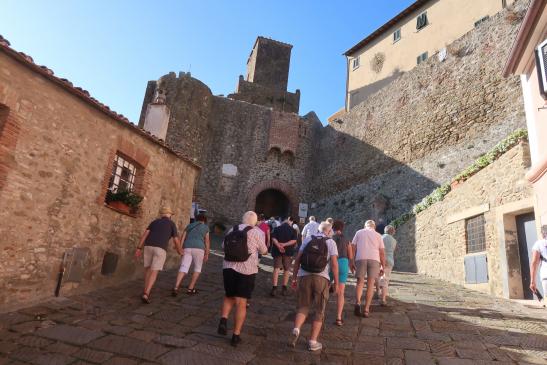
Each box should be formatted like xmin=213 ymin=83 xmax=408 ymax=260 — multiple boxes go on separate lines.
xmin=135 ymin=206 xmax=181 ymax=303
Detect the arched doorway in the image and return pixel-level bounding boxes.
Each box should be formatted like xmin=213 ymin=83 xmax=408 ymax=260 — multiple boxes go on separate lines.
xmin=255 ymin=189 xmax=290 ymax=219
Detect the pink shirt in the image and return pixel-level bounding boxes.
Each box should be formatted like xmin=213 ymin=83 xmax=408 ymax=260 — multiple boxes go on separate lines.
xmin=351 ymin=227 xmax=385 ymax=262
xmin=223 ymin=224 xmax=267 ymax=275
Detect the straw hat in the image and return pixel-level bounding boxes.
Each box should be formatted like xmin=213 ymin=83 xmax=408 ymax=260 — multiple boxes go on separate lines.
xmin=160 ymin=206 xmax=174 ymax=215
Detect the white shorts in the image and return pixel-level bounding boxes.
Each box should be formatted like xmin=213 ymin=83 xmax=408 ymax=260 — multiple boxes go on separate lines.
xmin=143 ymin=246 xmax=167 ymax=271
xmin=378 ymin=266 xmax=393 ymax=288
xmin=179 ymin=248 xmax=205 ymax=273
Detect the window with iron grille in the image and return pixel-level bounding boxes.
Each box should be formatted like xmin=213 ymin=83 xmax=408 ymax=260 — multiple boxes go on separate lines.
xmin=108 ymin=154 xmax=137 ymax=193
xmin=466 ymin=214 xmax=486 ymax=253
xmin=416 ymin=12 xmax=428 ymax=30
xmin=474 ymin=16 xmax=490 ymax=28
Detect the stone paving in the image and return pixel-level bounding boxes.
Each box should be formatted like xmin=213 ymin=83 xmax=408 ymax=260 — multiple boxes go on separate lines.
xmin=2 ymin=252 xmax=547 ymax=364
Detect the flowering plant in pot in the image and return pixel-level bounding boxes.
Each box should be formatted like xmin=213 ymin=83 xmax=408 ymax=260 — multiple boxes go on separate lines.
xmin=105 ymin=189 xmax=143 ymax=214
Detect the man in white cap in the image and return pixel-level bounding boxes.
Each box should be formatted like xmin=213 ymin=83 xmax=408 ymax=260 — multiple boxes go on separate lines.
xmin=135 ymin=206 xmax=181 ymax=303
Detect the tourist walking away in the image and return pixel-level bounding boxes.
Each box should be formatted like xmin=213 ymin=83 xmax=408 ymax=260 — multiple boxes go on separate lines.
xmin=257 ymin=214 xmax=271 ymax=250
xmin=172 ymin=213 xmax=210 ymax=296
xmin=377 ymin=225 xmax=397 ymax=306
xmin=271 ymin=216 xmax=298 ymax=296
xmin=302 ymin=216 xmax=320 ymax=239
xmin=135 ymin=206 xmax=180 ymax=304
xmin=530 ymin=225 xmax=547 ymax=297
xmin=375 ymin=218 xmax=386 ymax=235
xmin=330 ymin=220 xmax=353 ymax=325
xmin=351 ymin=220 xmax=386 ymax=317
xmin=290 ymin=221 xmax=339 ymax=351
xmin=218 ymin=211 xmax=267 ymax=347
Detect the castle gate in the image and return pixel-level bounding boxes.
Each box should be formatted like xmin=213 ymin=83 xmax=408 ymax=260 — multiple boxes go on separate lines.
xmin=247 ymin=179 xmax=298 ymax=219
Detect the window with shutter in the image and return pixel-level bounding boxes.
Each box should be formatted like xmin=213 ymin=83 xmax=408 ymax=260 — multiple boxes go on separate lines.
xmin=535 ymin=39 xmax=547 ymax=98
xmin=352 ymin=57 xmax=360 ymax=70
xmin=416 ymin=12 xmax=428 ymax=30
xmin=393 ymin=29 xmax=401 ymax=43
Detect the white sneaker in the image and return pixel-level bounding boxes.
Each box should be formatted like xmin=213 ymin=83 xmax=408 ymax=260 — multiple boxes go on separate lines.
xmin=308 ymin=340 xmax=322 ymax=351
xmin=289 ymin=328 xmax=300 ymax=348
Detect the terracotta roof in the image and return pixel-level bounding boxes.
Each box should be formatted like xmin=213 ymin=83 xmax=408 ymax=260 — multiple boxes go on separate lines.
xmin=503 ymin=0 xmax=547 ymax=76
xmin=0 ymin=35 xmax=200 ymax=170
xmin=343 ymin=0 xmax=431 ymax=56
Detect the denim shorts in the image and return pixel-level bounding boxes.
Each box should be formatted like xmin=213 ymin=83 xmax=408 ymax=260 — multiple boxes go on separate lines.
xmin=330 ymin=257 xmax=350 ymax=284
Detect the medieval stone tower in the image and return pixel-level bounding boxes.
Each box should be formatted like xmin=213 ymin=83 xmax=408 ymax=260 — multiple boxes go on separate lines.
xmin=139 ymin=36 xmax=320 ymax=226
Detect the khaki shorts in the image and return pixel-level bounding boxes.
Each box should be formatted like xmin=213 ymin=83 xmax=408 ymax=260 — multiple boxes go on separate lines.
xmin=143 ymin=246 xmax=167 ymax=271
xmin=273 ymin=255 xmax=292 ymax=270
xmin=356 ymin=259 xmax=380 ymax=280
xmin=296 ymin=275 xmax=330 ymax=321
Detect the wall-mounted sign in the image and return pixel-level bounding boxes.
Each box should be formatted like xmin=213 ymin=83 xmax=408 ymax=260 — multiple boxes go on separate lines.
xmin=298 ymin=203 xmax=308 ymax=218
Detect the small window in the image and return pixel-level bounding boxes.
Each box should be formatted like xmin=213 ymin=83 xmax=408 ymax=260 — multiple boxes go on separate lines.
xmin=502 ymin=0 xmax=507 ymax=8
xmin=416 ymin=12 xmax=428 ymax=30
xmin=474 ymin=16 xmax=490 ymax=27
xmin=0 ymin=104 xmax=8 ymax=136
xmin=352 ymin=56 xmax=360 ymax=70
xmin=416 ymin=51 xmax=428 ymax=65
xmin=393 ymin=29 xmax=401 ymax=43
xmin=108 ymin=154 xmax=138 ymax=193
xmin=466 ymin=214 xmax=486 ymax=253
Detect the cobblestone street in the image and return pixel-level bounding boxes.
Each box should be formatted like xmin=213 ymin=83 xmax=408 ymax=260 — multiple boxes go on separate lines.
xmin=2 ymin=252 xmax=547 ymax=365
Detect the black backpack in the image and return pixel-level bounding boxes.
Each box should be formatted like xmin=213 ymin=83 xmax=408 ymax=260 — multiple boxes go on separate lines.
xmin=224 ymin=225 xmax=253 ymax=262
xmin=301 ymin=235 xmax=329 ymax=273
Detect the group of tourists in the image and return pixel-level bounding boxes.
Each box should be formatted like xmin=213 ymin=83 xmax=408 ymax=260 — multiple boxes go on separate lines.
xmin=135 ymin=207 xmax=397 ymax=351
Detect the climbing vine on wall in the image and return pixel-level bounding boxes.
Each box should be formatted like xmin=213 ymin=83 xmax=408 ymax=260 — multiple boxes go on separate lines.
xmin=390 ymin=128 xmax=528 ymax=228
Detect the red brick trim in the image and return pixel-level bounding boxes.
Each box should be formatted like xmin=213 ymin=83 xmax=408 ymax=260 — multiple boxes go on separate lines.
xmin=247 ymin=179 xmax=299 ymax=217
xmin=0 ymin=105 xmax=21 ymax=192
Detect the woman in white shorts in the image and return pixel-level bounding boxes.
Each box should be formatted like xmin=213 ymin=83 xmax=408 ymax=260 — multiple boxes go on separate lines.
xmin=172 ymin=214 xmax=210 ymax=296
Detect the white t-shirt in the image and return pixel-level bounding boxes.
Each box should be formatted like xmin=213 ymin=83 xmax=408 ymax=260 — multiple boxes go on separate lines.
xmin=297 ymin=233 xmax=338 ymax=280
xmin=302 ymin=221 xmax=320 ymax=239
xmin=532 ymin=239 xmax=547 ymax=280
xmin=352 ymin=227 xmax=385 ymax=262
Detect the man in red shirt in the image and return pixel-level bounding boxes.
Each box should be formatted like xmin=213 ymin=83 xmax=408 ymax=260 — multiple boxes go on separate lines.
xmin=257 ymin=214 xmax=270 ymax=250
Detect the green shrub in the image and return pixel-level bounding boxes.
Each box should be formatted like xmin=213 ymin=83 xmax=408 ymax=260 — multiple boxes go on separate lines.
xmin=390 ymin=129 xmax=527 ymax=228
xmin=106 ymin=189 xmax=144 ymax=209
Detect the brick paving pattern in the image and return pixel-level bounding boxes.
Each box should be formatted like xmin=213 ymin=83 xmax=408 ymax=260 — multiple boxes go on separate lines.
xmin=2 ymin=252 xmax=547 ymax=364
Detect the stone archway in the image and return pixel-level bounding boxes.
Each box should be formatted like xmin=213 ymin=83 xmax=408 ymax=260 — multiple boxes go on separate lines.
xmin=247 ymin=179 xmax=299 ymax=218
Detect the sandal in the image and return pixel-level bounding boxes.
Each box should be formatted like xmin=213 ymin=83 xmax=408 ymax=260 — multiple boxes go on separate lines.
xmin=354 ymin=304 xmax=362 ymax=317
xmin=363 ymin=309 xmax=370 ymax=318
xmin=187 ymin=288 xmax=198 ymax=295
xmin=335 ymin=318 xmax=344 ymax=326
xmin=141 ymin=292 xmax=151 ymax=304
xmin=171 ymin=287 xmax=179 ymax=297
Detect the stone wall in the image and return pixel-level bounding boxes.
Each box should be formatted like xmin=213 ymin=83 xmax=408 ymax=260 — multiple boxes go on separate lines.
xmin=309 ymin=1 xmax=528 ymax=233
xmin=395 ymin=142 xmax=533 ymax=297
xmin=0 ymin=50 xmax=199 ymax=310
xmin=228 ymin=77 xmax=300 ymax=113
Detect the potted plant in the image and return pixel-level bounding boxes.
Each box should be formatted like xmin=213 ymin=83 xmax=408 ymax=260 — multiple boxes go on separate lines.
xmin=105 ymin=189 xmax=143 ymax=214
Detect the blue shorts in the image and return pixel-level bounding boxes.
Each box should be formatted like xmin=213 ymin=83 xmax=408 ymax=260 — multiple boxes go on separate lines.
xmin=330 ymin=257 xmax=349 ymax=284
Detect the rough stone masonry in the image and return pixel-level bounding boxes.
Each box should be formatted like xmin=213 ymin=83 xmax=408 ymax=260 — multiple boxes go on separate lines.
xmin=139 ymin=1 xmax=528 ymax=236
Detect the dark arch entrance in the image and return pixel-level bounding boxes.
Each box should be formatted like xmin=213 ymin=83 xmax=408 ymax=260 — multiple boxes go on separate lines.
xmin=255 ymin=189 xmax=290 ymax=219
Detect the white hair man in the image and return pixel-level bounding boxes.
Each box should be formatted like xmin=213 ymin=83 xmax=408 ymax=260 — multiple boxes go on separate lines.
xmin=302 ymin=216 xmax=320 ymax=239
xmin=351 ymin=220 xmax=386 ymax=317
xmin=218 ymin=211 xmax=267 ymax=347
xmin=290 ymin=221 xmax=339 ymax=351
xmin=377 ymin=225 xmax=397 ymax=306
xmin=530 ymin=225 xmax=547 ymax=297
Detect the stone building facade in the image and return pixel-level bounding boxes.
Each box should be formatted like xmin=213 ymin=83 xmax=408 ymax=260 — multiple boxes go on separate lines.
xmin=395 ymin=142 xmax=534 ymax=298
xmin=0 ymin=39 xmax=200 ymax=310
xmin=136 ymin=1 xmax=529 ymax=238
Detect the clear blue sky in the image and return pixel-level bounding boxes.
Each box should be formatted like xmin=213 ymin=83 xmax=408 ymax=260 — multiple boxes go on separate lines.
xmin=1 ymin=0 xmax=414 ymax=124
